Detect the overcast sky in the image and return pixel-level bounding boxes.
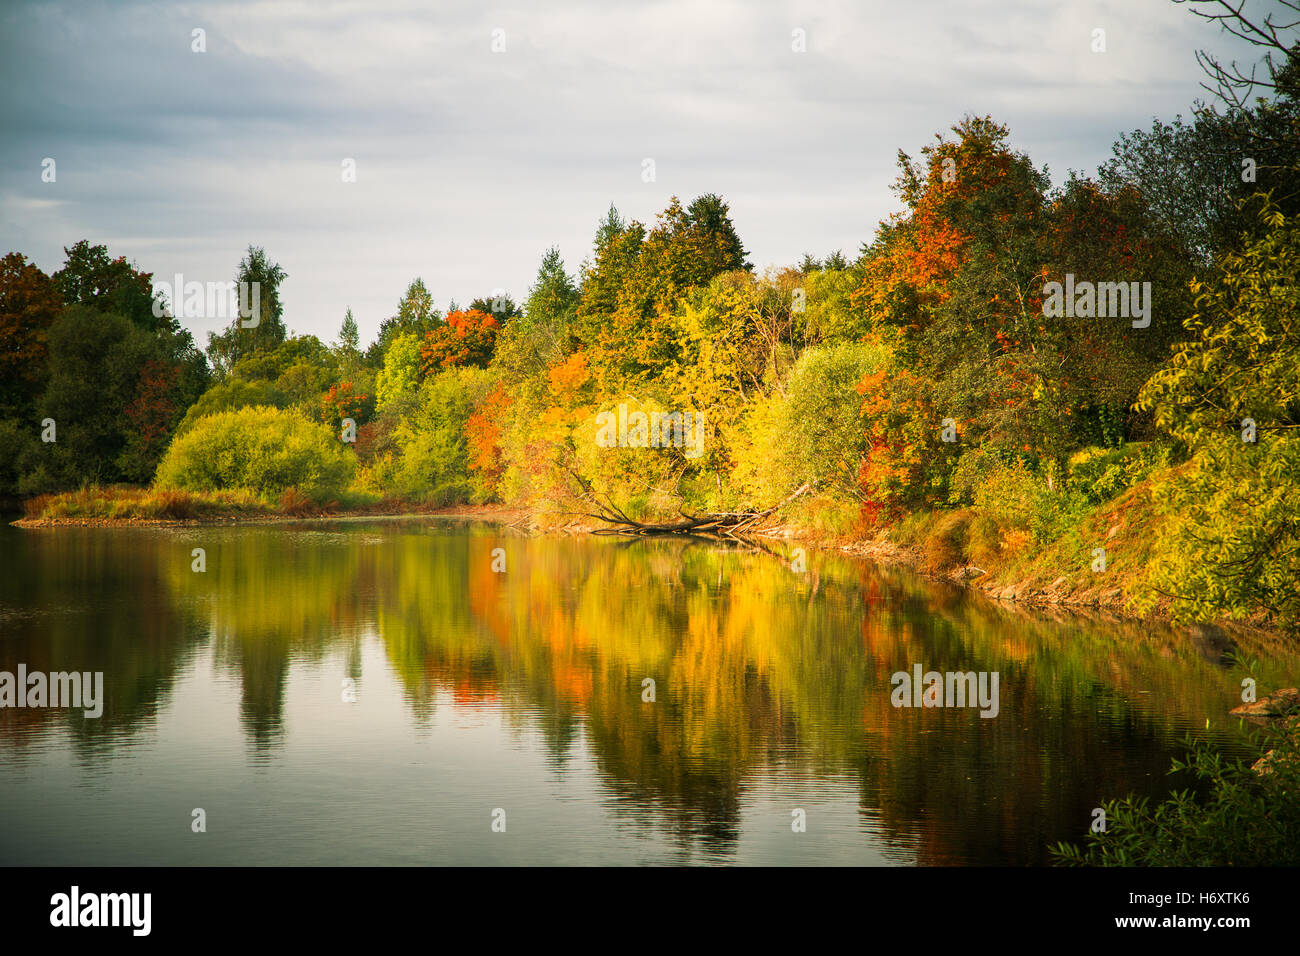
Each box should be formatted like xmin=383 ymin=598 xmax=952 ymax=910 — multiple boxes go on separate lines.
xmin=0 ymin=0 xmax=1258 ymax=348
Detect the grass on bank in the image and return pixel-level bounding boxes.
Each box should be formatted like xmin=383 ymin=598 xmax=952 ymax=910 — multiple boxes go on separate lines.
xmin=20 ymin=484 xmax=404 ymax=522
xmin=883 ymin=459 xmax=1176 ymax=608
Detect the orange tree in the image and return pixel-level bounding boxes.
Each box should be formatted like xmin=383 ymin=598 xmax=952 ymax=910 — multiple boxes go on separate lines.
xmin=0 ymin=252 xmax=62 ymax=419
xmin=419 ymin=309 xmax=501 ymax=373
xmin=465 ymin=382 xmax=514 ymax=501
xmin=851 ymin=116 xmax=1196 ymax=510
xmin=319 ymin=380 xmax=372 ymax=433
xmin=850 ymin=116 xmax=1051 ymax=506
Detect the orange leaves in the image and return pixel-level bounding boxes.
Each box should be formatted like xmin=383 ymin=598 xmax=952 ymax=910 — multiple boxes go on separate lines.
xmin=320 ymin=380 xmax=369 ymax=428
xmin=420 ymin=309 xmax=499 ymax=373
xmin=448 ymin=308 xmax=500 ymax=336
xmin=0 ymin=252 xmax=62 ymax=386
xmin=904 ymin=212 xmax=969 ymax=289
xmin=547 ymin=350 xmax=590 ymax=397
xmin=854 ymin=118 xmax=1051 ymax=339
xmin=852 ymin=362 xmax=952 ymax=521
xmin=466 ymin=383 xmax=513 ymax=495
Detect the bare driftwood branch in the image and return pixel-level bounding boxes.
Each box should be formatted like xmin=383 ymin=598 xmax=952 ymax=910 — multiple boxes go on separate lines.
xmin=584 ymin=482 xmax=811 ymax=536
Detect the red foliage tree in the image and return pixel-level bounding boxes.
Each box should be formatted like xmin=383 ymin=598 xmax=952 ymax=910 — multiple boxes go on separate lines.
xmin=420 ymin=309 xmax=500 ymax=373
xmin=0 ymin=253 xmax=62 ymax=415
xmin=465 ymin=383 xmax=514 ymax=499
xmin=320 ymin=380 xmax=370 ymax=431
xmin=120 ymin=359 xmax=182 ymax=481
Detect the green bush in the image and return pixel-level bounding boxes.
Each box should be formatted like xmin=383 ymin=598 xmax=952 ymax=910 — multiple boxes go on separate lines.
xmin=154 ymin=405 xmax=354 ymax=499
xmin=1052 ymin=725 xmax=1300 ymax=866
xmin=1068 ymin=442 xmax=1172 ymax=504
xmin=174 ymin=378 xmax=288 ymax=435
xmin=391 ymin=367 xmax=493 ymax=504
xmin=730 ymin=341 xmax=886 ymax=507
xmin=948 ymin=445 xmax=1024 ymax=506
xmin=973 ymin=459 xmax=1089 ymax=544
xmin=783 ymin=341 xmax=886 ymax=493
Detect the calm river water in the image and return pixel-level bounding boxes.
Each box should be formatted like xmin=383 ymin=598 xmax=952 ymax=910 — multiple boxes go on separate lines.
xmin=0 ymin=518 xmax=1292 ymax=865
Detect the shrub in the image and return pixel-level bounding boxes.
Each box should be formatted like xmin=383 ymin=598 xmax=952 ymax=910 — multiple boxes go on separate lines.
xmin=973 ymin=460 xmax=1089 ymax=544
xmin=571 ymin=394 xmax=689 ymax=516
xmin=948 ymin=445 xmax=1024 ymax=506
xmin=391 ymin=367 xmax=493 ymax=504
xmin=779 ymin=495 xmax=864 ymax=539
xmin=730 ymin=341 xmax=886 ymax=508
xmin=965 ymin=513 xmax=1003 ymax=568
xmin=923 ymin=510 xmax=972 ymax=573
xmin=1052 ymin=724 xmax=1300 ymax=866
xmin=154 ymin=405 xmax=354 ymax=499
xmin=729 ymin=389 xmax=796 ymax=509
xmin=173 ymin=378 xmax=287 ymax=435
xmin=1068 ymin=442 xmax=1173 ymax=504
xmin=782 ymin=341 xmax=887 ymax=495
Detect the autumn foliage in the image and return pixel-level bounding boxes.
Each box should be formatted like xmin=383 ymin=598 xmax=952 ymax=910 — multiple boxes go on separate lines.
xmin=419 ymin=309 xmax=500 ymax=373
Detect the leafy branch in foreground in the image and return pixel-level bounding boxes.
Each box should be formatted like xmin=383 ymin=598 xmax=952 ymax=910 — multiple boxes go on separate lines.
xmin=1051 ymin=722 xmax=1300 ymax=866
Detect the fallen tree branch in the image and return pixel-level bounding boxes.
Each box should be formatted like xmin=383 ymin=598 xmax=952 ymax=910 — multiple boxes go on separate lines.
xmin=583 ymin=482 xmax=812 ymax=536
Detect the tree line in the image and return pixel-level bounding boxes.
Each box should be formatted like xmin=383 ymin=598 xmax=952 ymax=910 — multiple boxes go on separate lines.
xmin=3 ymin=0 xmax=1297 ymax=632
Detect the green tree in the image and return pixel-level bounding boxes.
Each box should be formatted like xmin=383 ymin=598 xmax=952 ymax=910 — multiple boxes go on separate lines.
xmin=391 ymin=367 xmax=494 ymax=504
xmin=206 ymin=246 xmax=288 ymax=377
xmin=27 ymin=305 xmax=160 ymax=490
xmin=374 ymin=331 xmax=422 ymax=415
xmin=576 ymin=206 xmax=644 ymax=333
xmin=50 ymin=241 xmax=209 ymax=410
xmin=1136 ymin=205 xmax=1300 ymax=630
xmin=337 ymin=308 xmax=361 ymax=366
xmin=367 ymin=278 xmax=440 ymax=365
xmin=576 ymin=194 xmax=751 ymax=388
xmin=53 ymin=240 xmax=160 ymax=330
xmin=1176 ymin=0 xmax=1300 ymax=166
xmin=1100 ymin=110 xmax=1295 ymax=263
xmin=495 ymin=247 xmax=580 ymax=380
xmin=468 ymin=292 xmax=521 ymax=323
xmin=176 ymin=335 xmax=339 ymax=434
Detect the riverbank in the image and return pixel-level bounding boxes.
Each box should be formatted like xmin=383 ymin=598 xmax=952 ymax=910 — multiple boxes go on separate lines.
xmin=10 ymin=504 xmax=531 ymax=529
xmin=11 ymin=486 xmax=529 ymax=529
xmin=11 ymin=483 xmax=1278 ymax=638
